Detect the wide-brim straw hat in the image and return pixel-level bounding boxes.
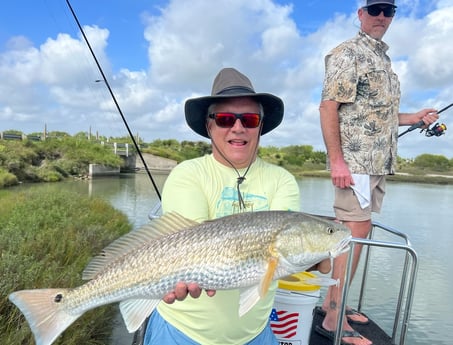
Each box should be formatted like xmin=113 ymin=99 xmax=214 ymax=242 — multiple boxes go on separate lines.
xmin=185 ymin=68 xmax=284 ymax=138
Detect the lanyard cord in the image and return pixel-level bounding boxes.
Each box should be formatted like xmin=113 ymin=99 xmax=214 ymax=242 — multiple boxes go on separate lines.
xmin=207 ymin=122 xmax=263 ymax=211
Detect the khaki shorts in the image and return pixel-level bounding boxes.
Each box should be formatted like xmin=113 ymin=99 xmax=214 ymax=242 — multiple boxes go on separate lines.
xmin=334 ymin=175 xmax=386 ymax=222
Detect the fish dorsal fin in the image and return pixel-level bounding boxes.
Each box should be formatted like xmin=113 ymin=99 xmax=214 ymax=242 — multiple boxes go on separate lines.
xmin=119 ymin=298 xmax=161 ymax=333
xmin=82 ymin=212 xmax=197 ymax=280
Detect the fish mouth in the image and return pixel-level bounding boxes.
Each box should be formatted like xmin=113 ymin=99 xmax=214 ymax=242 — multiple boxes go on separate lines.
xmin=329 ymin=235 xmax=352 ymax=258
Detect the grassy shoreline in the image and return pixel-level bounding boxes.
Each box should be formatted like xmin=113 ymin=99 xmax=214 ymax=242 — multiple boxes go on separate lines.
xmin=1 ymin=188 xmax=132 ymax=345
xmin=292 ymin=169 xmax=453 ymax=185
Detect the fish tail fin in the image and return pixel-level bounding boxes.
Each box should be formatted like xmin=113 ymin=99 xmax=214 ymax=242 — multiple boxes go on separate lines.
xmin=9 ymin=288 xmax=81 ymax=345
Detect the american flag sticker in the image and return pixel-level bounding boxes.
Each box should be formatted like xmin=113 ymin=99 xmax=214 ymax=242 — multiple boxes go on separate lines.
xmin=270 ymin=308 xmax=300 ymax=340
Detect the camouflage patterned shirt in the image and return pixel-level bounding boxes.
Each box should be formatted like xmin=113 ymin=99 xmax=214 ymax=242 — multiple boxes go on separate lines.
xmin=321 ymin=30 xmax=401 ymax=175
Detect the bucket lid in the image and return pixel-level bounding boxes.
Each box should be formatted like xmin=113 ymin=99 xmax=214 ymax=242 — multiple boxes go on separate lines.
xmin=278 ymin=272 xmax=321 ymax=291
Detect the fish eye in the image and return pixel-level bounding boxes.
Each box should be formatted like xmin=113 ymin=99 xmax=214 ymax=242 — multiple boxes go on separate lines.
xmin=54 ymin=293 xmax=63 ymax=303
xmin=327 ymin=226 xmax=335 ymax=234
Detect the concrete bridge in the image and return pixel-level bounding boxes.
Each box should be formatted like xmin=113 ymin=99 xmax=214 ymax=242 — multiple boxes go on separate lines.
xmin=91 ymin=143 xmax=177 ymax=177
xmin=107 ymin=142 xmax=137 ymax=172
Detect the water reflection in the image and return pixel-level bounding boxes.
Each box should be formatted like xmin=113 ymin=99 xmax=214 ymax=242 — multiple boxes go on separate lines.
xmin=85 ymin=174 xmax=166 ymax=228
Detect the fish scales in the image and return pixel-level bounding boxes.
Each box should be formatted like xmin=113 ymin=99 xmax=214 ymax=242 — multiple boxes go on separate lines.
xmin=67 ymin=211 xmax=289 ymax=310
xmin=9 ymin=210 xmax=351 ymax=345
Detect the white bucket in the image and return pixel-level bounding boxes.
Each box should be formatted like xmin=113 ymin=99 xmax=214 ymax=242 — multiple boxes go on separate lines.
xmin=270 ymin=272 xmax=321 ymax=345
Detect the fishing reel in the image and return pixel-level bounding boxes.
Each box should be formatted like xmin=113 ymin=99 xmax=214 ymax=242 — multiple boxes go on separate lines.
xmin=421 ymin=122 xmax=447 ymax=137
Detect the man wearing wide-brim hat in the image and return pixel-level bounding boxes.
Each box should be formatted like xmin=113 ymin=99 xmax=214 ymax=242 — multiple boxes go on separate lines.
xmin=143 ymin=68 xmax=329 ymax=344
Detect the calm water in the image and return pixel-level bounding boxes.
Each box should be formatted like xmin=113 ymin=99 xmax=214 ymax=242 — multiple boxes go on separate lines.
xmin=15 ymin=174 xmax=452 ymax=345
xmin=298 ymin=177 xmax=453 ymax=345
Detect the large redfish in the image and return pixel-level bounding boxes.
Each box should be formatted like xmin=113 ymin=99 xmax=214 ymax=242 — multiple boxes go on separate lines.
xmin=9 ymin=210 xmax=350 ymax=345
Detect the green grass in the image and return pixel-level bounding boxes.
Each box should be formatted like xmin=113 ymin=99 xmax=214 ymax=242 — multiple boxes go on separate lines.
xmin=0 ymin=188 xmax=132 ymax=345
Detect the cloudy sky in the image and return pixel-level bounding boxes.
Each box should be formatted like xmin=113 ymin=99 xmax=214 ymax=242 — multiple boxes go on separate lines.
xmin=1 ymin=0 xmax=452 ymax=158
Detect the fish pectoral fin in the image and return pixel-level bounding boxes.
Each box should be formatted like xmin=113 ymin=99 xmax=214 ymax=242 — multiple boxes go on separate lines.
xmin=238 ymin=286 xmax=261 ymax=317
xmin=260 ymin=256 xmax=279 ymax=297
xmin=238 ymin=256 xmax=279 ymax=317
xmin=119 ymin=298 xmax=160 ymax=333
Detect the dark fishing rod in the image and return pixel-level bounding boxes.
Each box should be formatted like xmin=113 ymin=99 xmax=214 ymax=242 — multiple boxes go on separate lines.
xmin=65 ymin=0 xmax=161 ymax=200
xmin=398 ymin=102 xmax=452 ymax=138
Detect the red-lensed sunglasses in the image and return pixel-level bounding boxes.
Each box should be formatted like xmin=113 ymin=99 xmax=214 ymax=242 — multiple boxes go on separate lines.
xmin=208 ymin=112 xmax=261 ymax=128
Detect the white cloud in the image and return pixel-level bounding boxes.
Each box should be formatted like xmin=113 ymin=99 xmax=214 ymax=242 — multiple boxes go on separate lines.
xmin=1 ymin=0 xmax=452 ymax=158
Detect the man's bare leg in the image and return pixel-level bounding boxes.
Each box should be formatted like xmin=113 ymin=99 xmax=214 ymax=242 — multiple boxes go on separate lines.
xmin=320 ymin=220 xmax=372 ymax=345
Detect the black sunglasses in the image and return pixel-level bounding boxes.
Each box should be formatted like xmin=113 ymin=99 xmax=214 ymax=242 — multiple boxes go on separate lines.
xmin=208 ymin=112 xmax=261 ymax=128
xmin=364 ymin=5 xmax=396 ymax=17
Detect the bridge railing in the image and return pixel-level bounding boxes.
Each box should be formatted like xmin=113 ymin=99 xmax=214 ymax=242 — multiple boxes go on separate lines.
xmin=0 ymin=132 xmax=42 ymax=141
xmin=99 ymin=142 xmax=136 ymax=157
xmin=0 ymin=132 xmax=135 ymax=157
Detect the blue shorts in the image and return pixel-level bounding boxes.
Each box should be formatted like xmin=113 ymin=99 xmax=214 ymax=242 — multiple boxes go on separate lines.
xmin=144 ymin=310 xmax=278 ymax=345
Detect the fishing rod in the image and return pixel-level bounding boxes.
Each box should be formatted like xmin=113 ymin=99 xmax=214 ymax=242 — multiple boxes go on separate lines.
xmin=398 ymin=102 xmax=452 ymax=138
xmin=65 ymin=0 xmax=161 ymax=200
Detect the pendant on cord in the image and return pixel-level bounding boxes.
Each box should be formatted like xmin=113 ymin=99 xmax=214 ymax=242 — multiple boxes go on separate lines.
xmin=236 ymin=176 xmax=246 ymax=210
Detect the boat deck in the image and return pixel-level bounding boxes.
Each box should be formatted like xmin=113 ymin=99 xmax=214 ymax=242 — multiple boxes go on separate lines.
xmin=309 ymin=308 xmax=394 ymax=345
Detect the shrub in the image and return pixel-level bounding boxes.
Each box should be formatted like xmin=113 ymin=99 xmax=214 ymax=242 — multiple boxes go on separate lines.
xmin=0 ymin=168 xmax=18 ymax=187
xmin=413 ymin=154 xmax=451 ymax=172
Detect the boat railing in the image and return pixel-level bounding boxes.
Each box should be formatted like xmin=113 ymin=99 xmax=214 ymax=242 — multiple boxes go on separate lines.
xmin=334 ymin=221 xmax=419 ymax=345
xmin=148 ymin=201 xmax=162 ymax=220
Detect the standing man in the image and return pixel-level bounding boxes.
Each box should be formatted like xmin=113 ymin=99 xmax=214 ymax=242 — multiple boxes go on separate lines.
xmin=317 ymin=1 xmax=438 ymax=345
xmin=144 ymin=67 xmax=330 ymax=344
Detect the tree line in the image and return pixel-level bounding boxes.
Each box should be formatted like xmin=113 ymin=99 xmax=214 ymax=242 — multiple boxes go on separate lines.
xmin=1 ymin=130 xmax=452 ymax=188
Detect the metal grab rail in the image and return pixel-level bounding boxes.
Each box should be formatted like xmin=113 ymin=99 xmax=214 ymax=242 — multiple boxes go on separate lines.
xmin=334 ymin=222 xmax=419 ymax=345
